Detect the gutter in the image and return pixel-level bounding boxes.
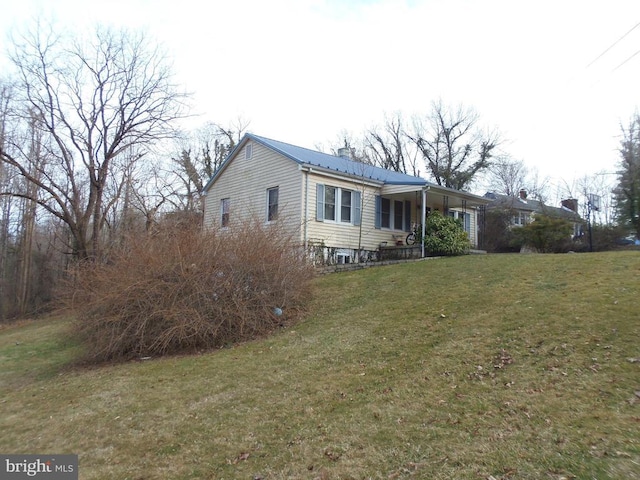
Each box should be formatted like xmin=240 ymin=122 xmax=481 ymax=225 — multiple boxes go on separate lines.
xmin=299 ymin=164 xmax=383 ymax=188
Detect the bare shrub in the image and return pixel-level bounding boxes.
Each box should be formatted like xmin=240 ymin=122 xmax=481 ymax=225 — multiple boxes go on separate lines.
xmin=65 ymin=219 xmax=314 ymax=363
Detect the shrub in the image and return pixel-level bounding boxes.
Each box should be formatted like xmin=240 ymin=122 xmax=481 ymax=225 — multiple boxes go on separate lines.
xmin=65 ymin=220 xmax=314 ymax=363
xmin=482 ymin=208 xmax=523 ymax=253
xmin=424 ymin=211 xmax=471 ymax=256
xmin=513 ymin=214 xmax=574 ymax=253
xmin=588 ymin=224 xmax=638 ymax=252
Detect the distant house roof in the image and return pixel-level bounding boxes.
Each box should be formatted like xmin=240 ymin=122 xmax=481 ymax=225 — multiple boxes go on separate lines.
xmin=484 ymin=192 xmax=581 ymax=220
xmin=203 ymin=133 xmax=429 ymax=193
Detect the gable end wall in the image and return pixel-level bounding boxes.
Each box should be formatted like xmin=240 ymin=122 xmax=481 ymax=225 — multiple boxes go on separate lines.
xmin=203 ymin=141 xmax=303 ymax=234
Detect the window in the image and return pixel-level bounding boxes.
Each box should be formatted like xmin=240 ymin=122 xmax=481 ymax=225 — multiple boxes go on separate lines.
xmin=394 ymin=201 xmax=404 ymax=230
xmin=460 ymin=212 xmax=471 ymax=235
xmin=449 ymin=210 xmax=471 ymax=236
xmin=512 ymin=211 xmax=529 ymax=226
xmin=381 ymin=198 xmax=391 ymax=228
xmin=324 ymin=186 xmax=336 ymax=221
xmin=341 ymin=189 xmax=352 ymax=223
xmin=375 ymin=196 xmax=411 ymax=231
xmin=221 ymin=198 xmax=230 ymax=228
xmin=267 ymin=187 xmax=279 ymax=222
xmin=316 ymin=184 xmax=361 ymax=225
xmin=245 ymin=143 xmax=253 ymax=160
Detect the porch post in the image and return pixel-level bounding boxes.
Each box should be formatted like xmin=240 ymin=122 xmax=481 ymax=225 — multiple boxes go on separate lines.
xmin=421 ymin=187 xmax=427 ymax=258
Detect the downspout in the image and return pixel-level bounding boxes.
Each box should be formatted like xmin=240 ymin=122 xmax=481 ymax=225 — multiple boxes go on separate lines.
xmin=303 ymin=168 xmax=309 ymax=250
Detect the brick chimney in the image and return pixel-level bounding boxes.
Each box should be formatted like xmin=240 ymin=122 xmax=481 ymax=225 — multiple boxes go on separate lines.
xmin=519 ymin=189 xmax=527 ymax=200
xmin=561 ymin=198 xmax=578 ymax=212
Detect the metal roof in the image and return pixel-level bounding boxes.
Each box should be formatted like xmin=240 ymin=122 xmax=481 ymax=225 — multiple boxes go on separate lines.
xmin=246 ymin=134 xmax=428 ymax=186
xmin=205 ymin=134 xmax=499 ymax=202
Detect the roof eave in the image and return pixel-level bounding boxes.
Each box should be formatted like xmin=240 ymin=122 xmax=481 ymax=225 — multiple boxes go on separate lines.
xmin=300 ymin=164 xmax=384 ymax=187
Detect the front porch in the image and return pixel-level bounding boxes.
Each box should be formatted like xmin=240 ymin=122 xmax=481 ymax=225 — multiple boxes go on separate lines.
xmin=379 ymin=183 xmax=490 ymax=251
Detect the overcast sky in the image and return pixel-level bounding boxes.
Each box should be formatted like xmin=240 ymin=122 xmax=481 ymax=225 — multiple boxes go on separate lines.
xmin=2 ymin=0 xmax=640 ymax=197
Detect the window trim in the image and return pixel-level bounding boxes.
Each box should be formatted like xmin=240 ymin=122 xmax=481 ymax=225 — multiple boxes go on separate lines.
xmin=340 ymin=189 xmax=352 ymax=224
xmin=221 ymin=198 xmax=230 ymax=228
xmin=324 ymin=185 xmax=337 ymax=221
xmin=267 ymin=187 xmax=279 ymax=222
xmin=316 ymin=183 xmax=360 ymax=225
xmin=376 ymin=195 xmax=410 ymax=231
xmin=449 ymin=210 xmax=472 ymax=235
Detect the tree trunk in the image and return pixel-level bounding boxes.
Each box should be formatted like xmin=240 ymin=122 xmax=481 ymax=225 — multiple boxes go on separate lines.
xmin=16 ymin=195 xmax=36 ymax=315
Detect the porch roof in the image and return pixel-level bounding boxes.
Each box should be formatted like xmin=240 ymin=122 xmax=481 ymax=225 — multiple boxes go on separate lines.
xmin=381 ymin=183 xmax=492 ymax=209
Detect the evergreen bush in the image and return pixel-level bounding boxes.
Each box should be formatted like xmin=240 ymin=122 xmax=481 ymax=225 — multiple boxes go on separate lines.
xmin=423 ymin=211 xmax=471 ymax=256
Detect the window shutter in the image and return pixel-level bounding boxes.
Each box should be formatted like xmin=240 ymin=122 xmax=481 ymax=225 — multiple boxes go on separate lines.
xmin=374 ymin=195 xmax=381 ymax=229
xmin=404 ymin=200 xmax=411 ymax=231
xmin=353 ymin=190 xmax=361 ymax=226
xmin=316 ymin=184 xmax=324 ymax=221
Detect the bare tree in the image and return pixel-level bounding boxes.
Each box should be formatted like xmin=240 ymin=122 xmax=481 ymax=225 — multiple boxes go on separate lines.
xmin=168 ymin=120 xmax=248 ymax=215
xmin=14 ymin=110 xmax=46 ymax=314
xmin=0 ymin=78 xmax=16 ymax=317
xmin=364 ymin=112 xmax=421 ymax=176
xmin=409 ymin=100 xmax=500 ymax=191
xmin=0 ymin=22 xmax=188 ymax=260
xmin=562 ymin=172 xmax=616 ymax=225
xmin=486 ymin=156 xmax=528 ymax=196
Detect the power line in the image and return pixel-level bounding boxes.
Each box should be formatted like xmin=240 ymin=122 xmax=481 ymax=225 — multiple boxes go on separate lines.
xmin=586 ymin=20 xmax=640 ymax=68
xmin=612 ymin=48 xmax=640 ymax=72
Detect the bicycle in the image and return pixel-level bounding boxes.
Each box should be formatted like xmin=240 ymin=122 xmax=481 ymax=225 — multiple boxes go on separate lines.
xmin=405 ymin=223 xmax=423 ymax=245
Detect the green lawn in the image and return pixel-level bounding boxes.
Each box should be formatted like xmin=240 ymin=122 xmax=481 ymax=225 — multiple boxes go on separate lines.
xmin=1 ymin=252 xmax=639 ymax=479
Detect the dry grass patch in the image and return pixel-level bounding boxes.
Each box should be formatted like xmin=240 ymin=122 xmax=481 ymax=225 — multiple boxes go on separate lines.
xmin=1 ymin=252 xmax=639 ymax=479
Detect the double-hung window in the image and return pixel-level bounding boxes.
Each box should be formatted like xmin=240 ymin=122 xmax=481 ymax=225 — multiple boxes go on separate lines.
xmin=341 ymin=189 xmax=352 ymax=223
xmin=381 ymin=198 xmax=391 ymax=228
xmin=324 ymin=186 xmax=336 ymax=221
xmin=375 ymin=196 xmax=411 ymax=231
xmin=394 ymin=200 xmax=404 ymax=230
xmin=221 ymin=198 xmax=230 ymax=228
xmin=316 ymin=184 xmax=361 ymax=225
xmin=512 ymin=211 xmax=528 ymax=226
xmin=267 ymin=187 xmax=279 ymax=222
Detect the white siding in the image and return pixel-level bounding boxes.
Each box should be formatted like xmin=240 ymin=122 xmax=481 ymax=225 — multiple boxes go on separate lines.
xmin=303 ymin=172 xmax=409 ymax=251
xmin=203 ymin=142 xmax=484 ymax=251
xmin=203 ymin=141 xmax=303 ymax=236
xmin=448 ymin=208 xmax=480 ymax=247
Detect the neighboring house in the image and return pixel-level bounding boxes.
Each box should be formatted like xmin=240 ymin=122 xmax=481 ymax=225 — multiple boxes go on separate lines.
xmin=202 ymin=134 xmax=490 ymax=263
xmin=484 ymin=189 xmax=584 ymax=238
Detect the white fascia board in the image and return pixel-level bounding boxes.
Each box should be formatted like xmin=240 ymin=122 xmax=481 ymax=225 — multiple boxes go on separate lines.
xmin=299 ymin=164 xmax=382 ymax=188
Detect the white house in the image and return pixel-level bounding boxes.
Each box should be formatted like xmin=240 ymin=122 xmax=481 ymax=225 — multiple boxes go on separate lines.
xmin=202 ymin=134 xmax=490 ymax=263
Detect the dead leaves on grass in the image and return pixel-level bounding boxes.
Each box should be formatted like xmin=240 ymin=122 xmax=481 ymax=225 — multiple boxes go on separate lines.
xmin=228 ymin=451 xmax=250 ymax=465
xmin=323 ymin=447 xmax=342 ymax=461
xmin=494 ymin=349 xmax=514 ymax=369
xmin=469 ymin=349 xmax=514 ymax=382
